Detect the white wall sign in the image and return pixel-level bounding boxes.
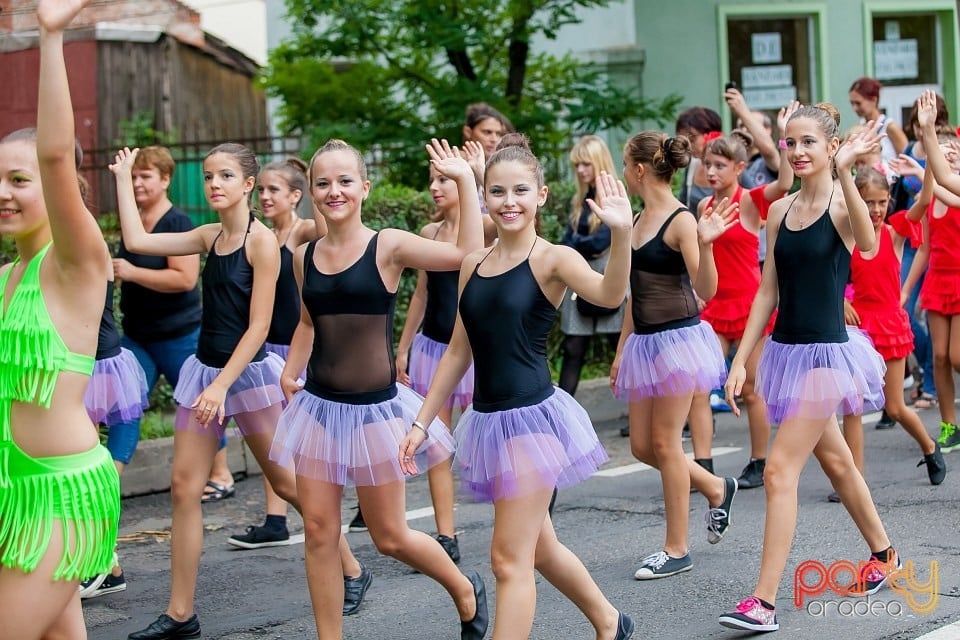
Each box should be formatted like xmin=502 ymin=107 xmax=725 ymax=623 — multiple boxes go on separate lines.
xmin=874 ymin=39 xmax=919 ymax=80
xmin=885 ymin=20 xmax=900 ymax=41
xmin=742 ymin=65 xmax=793 ymax=89
xmin=743 ymin=86 xmax=798 ymax=110
xmin=751 ymin=33 xmax=782 ymax=64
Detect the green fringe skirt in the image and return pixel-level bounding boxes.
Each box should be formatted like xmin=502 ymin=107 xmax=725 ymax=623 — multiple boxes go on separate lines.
xmin=0 ymin=441 xmax=120 ymax=580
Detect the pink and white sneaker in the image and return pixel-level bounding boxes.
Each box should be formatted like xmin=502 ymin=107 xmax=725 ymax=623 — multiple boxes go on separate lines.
xmin=718 ymin=596 xmax=779 ymax=632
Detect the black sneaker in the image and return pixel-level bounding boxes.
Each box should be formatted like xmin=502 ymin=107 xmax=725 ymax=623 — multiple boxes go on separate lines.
xmin=918 ymin=443 xmax=947 ymax=485
xmin=80 ymin=571 xmax=127 ymax=599
xmin=737 ymin=458 xmax=765 ymax=489
xmin=128 ymin=614 xmax=201 ymax=640
xmin=227 ymin=524 xmax=291 ymax=549
xmin=78 ymin=572 xmax=108 ymax=598
xmin=343 ymin=563 xmax=372 ymax=616
xmin=436 ymin=534 xmax=461 ymax=563
xmin=633 ymin=551 xmax=693 ymax=579
xmin=937 ymin=422 xmax=960 ymax=453
xmin=348 ymin=509 xmax=368 ymax=532
xmin=706 ymin=477 xmax=738 ymax=544
xmin=875 ymin=410 xmax=896 ymax=430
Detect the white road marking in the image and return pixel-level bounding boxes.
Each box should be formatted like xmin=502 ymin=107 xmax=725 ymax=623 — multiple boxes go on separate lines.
xmin=594 ymin=446 xmax=743 ymax=477
xmin=914 ymin=620 xmax=960 ymax=639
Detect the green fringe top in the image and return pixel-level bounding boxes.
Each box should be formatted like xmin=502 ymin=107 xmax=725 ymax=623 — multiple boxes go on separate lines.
xmin=0 ymin=243 xmax=95 ymax=444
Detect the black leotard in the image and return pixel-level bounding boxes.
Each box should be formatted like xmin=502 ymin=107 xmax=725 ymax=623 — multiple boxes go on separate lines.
xmin=629 ymin=208 xmax=699 ymax=335
xmin=301 ymin=234 xmax=397 ymax=404
xmin=459 ymin=242 xmax=555 ymax=411
xmin=195 ymin=215 xmax=267 ymax=368
xmin=267 ymin=244 xmax=300 ymax=346
xmin=96 ymin=281 xmax=122 ymax=361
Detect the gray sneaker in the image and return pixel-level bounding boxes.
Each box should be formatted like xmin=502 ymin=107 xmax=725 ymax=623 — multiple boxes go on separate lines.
xmin=633 ymin=551 xmax=692 ymax=580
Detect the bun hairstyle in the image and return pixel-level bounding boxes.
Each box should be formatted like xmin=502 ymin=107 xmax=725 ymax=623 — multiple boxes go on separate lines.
xmin=486 ymin=132 xmax=544 ymax=189
xmin=788 ymin=102 xmax=841 ymax=140
xmin=704 ymin=135 xmax=748 ymax=164
xmin=2 ymin=127 xmax=88 ymax=202
xmin=625 ymin=131 xmax=691 ymax=182
xmin=261 ymin=156 xmax=308 ymax=206
xmin=854 ymin=166 xmax=890 ymax=195
xmin=308 ymin=139 xmax=367 ymax=186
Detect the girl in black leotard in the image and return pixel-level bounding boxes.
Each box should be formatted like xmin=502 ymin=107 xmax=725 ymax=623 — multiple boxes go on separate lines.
xmin=395 ymin=162 xmax=475 ymax=562
xmin=401 ymin=134 xmax=654 ymax=640
xmin=113 ymin=144 xmax=302 ymax=640
xmin=269 ymin=138 xmax=488 ymax=639
xmin=719 ymin=106 xmax=895 ymax=633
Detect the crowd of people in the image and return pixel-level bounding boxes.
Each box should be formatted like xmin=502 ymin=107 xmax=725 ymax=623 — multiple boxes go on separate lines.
xmin=2 ymin=3 xmax=959 ymax=639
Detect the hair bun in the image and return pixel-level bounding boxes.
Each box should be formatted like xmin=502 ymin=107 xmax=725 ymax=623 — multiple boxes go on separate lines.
xmin=286 ymin=157 xmax=308 ymax=174
xmin=495 ymin=132 xmax=531 ymax=153
xmin=815 ymin=102 xmax=841 ymax=128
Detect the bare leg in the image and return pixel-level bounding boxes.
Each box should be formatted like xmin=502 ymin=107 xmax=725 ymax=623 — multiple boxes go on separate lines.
xmin=688 ymin=392 xmax=714 ymax=460
xmin=814 ymin=425 xmax=891 ymax=552
xmin=298 ymin=475 xmax=346 ymax=640
xmin=743 ymin=337 xmax=772 ymax=459
xmin=928 ymin=312 xmax=957 ymax=425
xmin=428 ymin=405 xmax=457 ymax=538
xmin=883 ymin=358 xmax=936 ymax=454
xmin=753 ymin=411 xmax=835 ymax=603
xmin=0 ymin=526 xmax=86 ymax=640
xmin=357 ymin=481 xmax=476 ymax=620
xmin=533 ymin=511 xmax=622 ymax=640
xmin=840 ymin=414 xmax=865 ymax=476
xmin=166 ymin=412 xmax=219 ymax=620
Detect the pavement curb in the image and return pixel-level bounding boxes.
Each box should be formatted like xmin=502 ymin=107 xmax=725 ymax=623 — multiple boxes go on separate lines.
xmin=118 ymin=377 xmax=628 ymax=498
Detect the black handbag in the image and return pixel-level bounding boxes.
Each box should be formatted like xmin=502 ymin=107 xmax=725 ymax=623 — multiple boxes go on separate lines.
xmin=574 ymin=292 xmax=620 ymax=318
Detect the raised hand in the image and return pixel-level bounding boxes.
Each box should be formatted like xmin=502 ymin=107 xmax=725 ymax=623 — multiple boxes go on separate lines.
xmin=585 ymin=171 xmax=632 ymax=231
xmin=425 ymin=138 xmax=472 ymax=183
xmin=724 ymin=88 xmax=749 ymax=116
xmin=698 ymin=196 xmax=739 ymax=244
xmin=462 ymin=140 xmax=486 ymax=184
xmin=37 ymin=0 xmax=92 ymax=33
xmin=109 ymin=147 xmax=140 ymax=176
xmin=916 ymin=90 xmax=939 ymax=131
xmin=889 ymin=153 xmax=923 ymax=178
xmin=835 ymin=120 xmax=883 ymax=172
xmin=777 ymin=101 xmax=801 ymax=137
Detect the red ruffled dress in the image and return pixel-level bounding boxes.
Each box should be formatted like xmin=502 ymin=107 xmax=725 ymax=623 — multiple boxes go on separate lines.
xmin=850 ymin=225 xmax=914 ymax=361
xmin=920 ymin=202 xmax=960 ymax=316
xmin=701 ymin=187 xmax=769 ymax=339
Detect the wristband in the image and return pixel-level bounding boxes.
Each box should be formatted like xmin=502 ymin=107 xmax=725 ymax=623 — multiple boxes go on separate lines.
xmin=778 ymin=138 xmax=788 ymax=150
xmin=411 ymin=420 xmax=429 ymax=437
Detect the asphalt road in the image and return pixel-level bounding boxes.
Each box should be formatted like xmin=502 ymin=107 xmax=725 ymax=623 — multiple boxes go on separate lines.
xmin=84 ymin=400 xmax=960 ymax=640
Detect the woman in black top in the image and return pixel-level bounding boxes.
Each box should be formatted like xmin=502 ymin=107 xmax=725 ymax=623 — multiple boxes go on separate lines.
xmin=269 ymin=139 xmax=488 ymax=639
xmin=402 ymin=135 xmax=642 ymax=639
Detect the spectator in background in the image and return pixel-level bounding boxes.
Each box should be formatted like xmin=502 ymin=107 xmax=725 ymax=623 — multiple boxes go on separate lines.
xmin=675 ymin=107 xmax=723 ymax=214
xmin=724 ymin=88 xmax=780 ymax=188
xmin=849 ymin=76 xmax=909 ymax=164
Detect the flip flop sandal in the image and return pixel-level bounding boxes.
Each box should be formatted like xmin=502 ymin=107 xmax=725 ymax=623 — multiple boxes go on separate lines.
xmin=201 ymin=481 xmax=236 ymax=503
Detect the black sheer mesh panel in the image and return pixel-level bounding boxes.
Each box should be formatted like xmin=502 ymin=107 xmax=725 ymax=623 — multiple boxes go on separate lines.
xmin=307 ymin=313 xmax=395 ymax=394
xmin=630 ymin=270 xmax=699 ymax=333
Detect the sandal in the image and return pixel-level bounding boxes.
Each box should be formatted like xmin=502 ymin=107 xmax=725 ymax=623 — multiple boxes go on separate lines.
xmin=201 ymin=481 xmax=236 ymax=503
xmin=913 ymin=392 xmax=938 ymax=410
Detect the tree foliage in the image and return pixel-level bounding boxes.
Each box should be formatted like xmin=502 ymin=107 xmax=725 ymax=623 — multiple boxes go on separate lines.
xmin=262 ymin=0 xmax=681 ymax=185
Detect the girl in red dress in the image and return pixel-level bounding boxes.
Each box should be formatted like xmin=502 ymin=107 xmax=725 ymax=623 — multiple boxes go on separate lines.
xmin=845 ymin=168 xmax=944 ymax=484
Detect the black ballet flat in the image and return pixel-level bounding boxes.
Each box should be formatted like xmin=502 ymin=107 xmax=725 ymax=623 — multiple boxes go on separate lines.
xmin=615 ymin=611 xmax=636 ymax=640
xmin=460 ymin=570 xmax=489 ymax=640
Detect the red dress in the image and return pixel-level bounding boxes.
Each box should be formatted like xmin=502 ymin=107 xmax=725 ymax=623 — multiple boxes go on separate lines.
xmin=850 ymin=225 xmax=913 ymax=361
xmin=920 ymin=201 xmax=960 ymax=315
xmin=701 ymin=187 xmax=763 ymax=339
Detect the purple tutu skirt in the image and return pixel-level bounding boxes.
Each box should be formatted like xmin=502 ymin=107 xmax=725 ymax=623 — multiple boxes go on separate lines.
xmin=84 ymin=348 xmax=149 ymax=425
xmin=454 ymin=387 xmax=608 ymax=503
xmin=172 ymin=353 xmax=284 ymax=417
xmin=613 ymin=321 xmax=727 ymax=401
xmin=269 ymin=383 xmax=454 ymax=486
xmin=409 ymin=333 xmax=474 ymax=409
xmin=265 ymin=342 xmax=305 ymax=381
xmin=756 ymin=327 xmax=886 ymax=424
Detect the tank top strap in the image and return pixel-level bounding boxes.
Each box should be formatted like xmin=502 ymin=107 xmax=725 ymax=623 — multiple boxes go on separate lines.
xmin=658 ymin=207 xmax=691 ymax=239
xmin=431 ymin=223 xmax=444 ymax=240
xmin=525 ymin=237 xmax=538 ymax=259
xmin=475 ymin=245 xmax=497 ymax=270
xmin=303 ymin=239 xmax=319 ymax=279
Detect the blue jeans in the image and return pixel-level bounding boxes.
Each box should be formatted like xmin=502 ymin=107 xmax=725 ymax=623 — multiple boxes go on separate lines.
xmin=105 ymin=418 xmax=141 ymax=464
xmin=122 ymin=328 xmax=229 ymax=450
xmin=900 ymin=244 xmax=936 ymax=396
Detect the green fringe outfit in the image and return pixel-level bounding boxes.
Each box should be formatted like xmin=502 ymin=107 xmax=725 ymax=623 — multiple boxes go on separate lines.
xmin=0 ymin=243 xmax=120 ymax=580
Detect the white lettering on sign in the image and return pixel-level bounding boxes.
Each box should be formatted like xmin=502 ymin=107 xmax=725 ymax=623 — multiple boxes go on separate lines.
xmin=874 ymin=39 xmax=918 ymax=80
xmin=742 ymin=86 xmax=798 ymax=110
xmin=742 ymin=65 xmax=793 ymax=89
xmin=751 ymin=33 xmax=782 ymax=64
